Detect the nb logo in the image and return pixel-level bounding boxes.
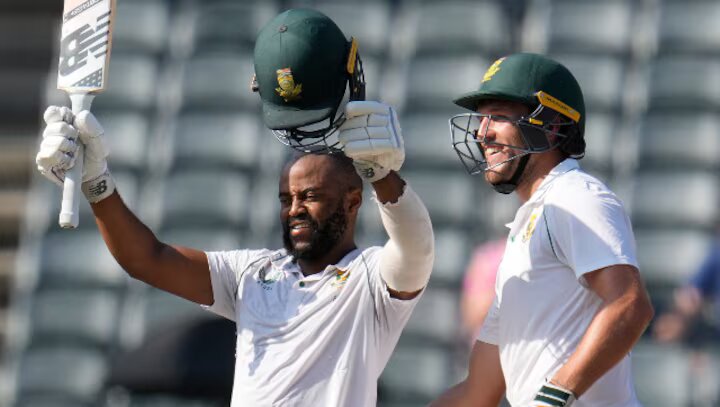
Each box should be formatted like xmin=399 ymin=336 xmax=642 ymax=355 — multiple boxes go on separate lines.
xmin=89 ymin=180 xmax=107 ymax=197
xmin=361 ymin=168 xmax=375 ymax=179
xmin=59 ymin=10 xmax=111 ymax=77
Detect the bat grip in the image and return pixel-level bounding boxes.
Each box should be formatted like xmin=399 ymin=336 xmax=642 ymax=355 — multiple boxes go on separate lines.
xmin=59 ymin=93 xmax=95 ymax=229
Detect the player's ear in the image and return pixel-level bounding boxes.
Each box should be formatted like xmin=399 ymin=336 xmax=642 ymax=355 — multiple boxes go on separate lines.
xmin=345 ymin=187 xmax=362 ymax=216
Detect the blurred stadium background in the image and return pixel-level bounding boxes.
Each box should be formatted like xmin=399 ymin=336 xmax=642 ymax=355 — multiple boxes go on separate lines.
xmin=1 ymin=0 xmax=719 ymax=405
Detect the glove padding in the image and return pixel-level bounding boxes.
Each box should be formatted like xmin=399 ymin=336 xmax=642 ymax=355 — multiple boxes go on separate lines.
xmin=531 ymin=381 xmax=576 ymax=407
xmin=338 ymin=101 xmax=404 ymax=183
xmin=36 ymin=106 xmax=115 ymax=203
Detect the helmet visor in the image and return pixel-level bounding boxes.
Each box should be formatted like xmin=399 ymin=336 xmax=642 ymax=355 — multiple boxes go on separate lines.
xmin=449 ymin=105 xmax=576 ymax=176
xmin=449 ymin=113 xmax=534 ymax=175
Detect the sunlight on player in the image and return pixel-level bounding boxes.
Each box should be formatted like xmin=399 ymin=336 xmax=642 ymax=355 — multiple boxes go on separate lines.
xmin=36 ymin=9 xmax=434 ymax=407
xmin=433 ymin=53 xmax=654 ymax=407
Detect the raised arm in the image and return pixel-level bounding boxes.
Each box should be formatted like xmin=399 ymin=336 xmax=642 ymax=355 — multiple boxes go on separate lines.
xmin=373 ymin=172 xmax=433 ymax=299
xmin=338 ymin=101 xmax=434 ymax=299
xmin=36 ymin=107 xmax=213 ymax=305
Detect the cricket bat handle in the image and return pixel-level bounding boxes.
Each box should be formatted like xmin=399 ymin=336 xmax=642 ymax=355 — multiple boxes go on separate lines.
xmin=59 ymin=93 xmax=95 ymax=229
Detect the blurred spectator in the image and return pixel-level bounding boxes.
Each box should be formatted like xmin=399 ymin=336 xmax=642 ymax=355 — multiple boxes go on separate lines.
xmin=460 ymin=238 xmax=505 ymax=341
xmin=653 ymin=236 xmax=720 ymax=344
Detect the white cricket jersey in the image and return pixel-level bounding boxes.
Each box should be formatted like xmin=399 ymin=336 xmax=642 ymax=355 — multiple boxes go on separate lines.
xmin=478 ymin=159 xmax=642 ymax=406
xmin=204 ymin=246 xmax=420 ymax=407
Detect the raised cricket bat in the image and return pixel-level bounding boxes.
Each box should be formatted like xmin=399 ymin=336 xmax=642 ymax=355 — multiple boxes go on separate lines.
xmin=57 ymin=0 xmax=115 ymax=228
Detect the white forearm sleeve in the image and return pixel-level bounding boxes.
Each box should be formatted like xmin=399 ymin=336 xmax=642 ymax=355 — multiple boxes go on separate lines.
xmin=377 ymin=183 xmax=434 ymax=292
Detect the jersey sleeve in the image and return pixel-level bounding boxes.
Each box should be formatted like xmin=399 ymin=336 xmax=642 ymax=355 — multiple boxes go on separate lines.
xmin=476 ymin=295 xmax=500 ymax=345
xmin=203 ymin=249 xmax=256 ymax=321
xmin=545 ymin=178 xmax=639 ymax=281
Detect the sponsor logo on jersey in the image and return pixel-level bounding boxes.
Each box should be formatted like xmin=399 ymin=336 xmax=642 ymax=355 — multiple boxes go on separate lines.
xmin=258 ymin=268 xmax=282 ymax=290
xmin=275 ymin=68 xmax=302 ymax=102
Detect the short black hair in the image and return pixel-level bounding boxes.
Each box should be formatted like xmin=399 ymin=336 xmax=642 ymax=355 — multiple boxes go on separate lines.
xmin=284 ymin=148 xmax=363 ymax=193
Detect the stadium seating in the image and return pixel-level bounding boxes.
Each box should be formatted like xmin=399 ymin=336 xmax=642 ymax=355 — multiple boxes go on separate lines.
xmin=401 ymin=113 xmax=461 ymax=171
xmin=647 ymin=55 xmax=720 ymax=110
xmin=96 ymin=112 xmax=152 ymax=173
xmin=631 ymin=171 xmax=719 ymax=230
xmin=111 ymin=0 xmax=171 ymax=55
xmin=169 ymin=112 xmax=262 ymax=171
xmin=91 ymin=53 xmax=160 ymax=112
xmin=395 ymin=0 xmax=511 ymax=56
xmin=524 ymin=0 xmax=636 ymax=55
xmin=187 ymin=1 xmax=280 ymax=55
xmin=632 ymin=342 xmax=691 ymax=406
xmin=16 ymin=346 xmax=108 ymax=404
xmin=635 ymin=229 xmax=710 ymax=286
xmin=637 ymin=112 xmax=720 ymax=170
xmin=29 ymin=289 xmax=121 ymax=348
xmin=657 ymin=0 xmax=720 ymax=54
xmin=180 ymin=53 xmax=259 ymax=111
xmin=380 ymin=344 xmax=453 ymax=402
xmin=404 ymin=286 xmax=461 ymax=344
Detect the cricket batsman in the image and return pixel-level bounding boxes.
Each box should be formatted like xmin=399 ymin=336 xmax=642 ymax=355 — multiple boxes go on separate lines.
xmin=431 ymin=53 xmax=654 ymax=406
xmin=35 ymin=9 xmax=434 ymax=406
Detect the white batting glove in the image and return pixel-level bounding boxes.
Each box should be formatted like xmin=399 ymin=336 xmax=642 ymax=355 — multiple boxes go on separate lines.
xmin=530 ymin=381 xmax=576 ymax=406
xmin=337 ymin=101 xmax=405 ymax=183
xmin=36 ymin=106 xmax=115 ymax=203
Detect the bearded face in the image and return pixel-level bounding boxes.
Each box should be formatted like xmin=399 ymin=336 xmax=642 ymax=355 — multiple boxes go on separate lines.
xmin=282 ymin=201 xmax=348 ymax=261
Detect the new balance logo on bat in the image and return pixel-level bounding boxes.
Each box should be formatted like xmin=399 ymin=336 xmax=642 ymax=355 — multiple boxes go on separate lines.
xmin=59 ymin=9 xmax=111 ymax=77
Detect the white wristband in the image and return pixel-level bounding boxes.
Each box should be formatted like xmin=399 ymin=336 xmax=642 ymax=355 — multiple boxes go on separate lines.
xmin=533 ymin=380 xmax=576 ymax=406
xmin=82 ymin=171 xmax=115 ymax=203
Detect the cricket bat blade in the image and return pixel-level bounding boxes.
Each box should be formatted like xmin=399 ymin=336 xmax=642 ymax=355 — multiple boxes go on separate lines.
xmin=56 ymin=0 xmax=115 ymax=229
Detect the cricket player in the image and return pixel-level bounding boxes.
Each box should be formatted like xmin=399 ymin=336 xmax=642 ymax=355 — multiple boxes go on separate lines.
xmin=35 ymin=9 xmax=434 ymax=407
xmin=431 ymin=53 xmax=654 ymax=406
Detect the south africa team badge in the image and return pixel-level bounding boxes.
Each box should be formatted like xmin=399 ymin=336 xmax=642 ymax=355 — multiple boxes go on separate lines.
xmin=332 ymin=269 xmax=350 ymax=289
xmin=275 ymin=68 xmax=302 ymax=102
xmin=522 ymin=210 xmax=540 ymax=243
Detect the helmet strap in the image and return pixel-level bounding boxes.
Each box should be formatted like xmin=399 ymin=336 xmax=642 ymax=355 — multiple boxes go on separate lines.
xmin=492 ymin=153 xmax=530 ymax=194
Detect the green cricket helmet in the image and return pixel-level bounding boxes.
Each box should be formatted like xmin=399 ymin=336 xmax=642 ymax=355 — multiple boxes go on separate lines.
xmin=252 ymin=8 xmax=365 ymax=152
xmin=449 ymin=53 xmax=585 ymax=193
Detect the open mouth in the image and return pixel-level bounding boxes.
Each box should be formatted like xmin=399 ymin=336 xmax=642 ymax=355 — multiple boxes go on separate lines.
xmin=288 ymin=220 xmax=313 ymax=237
xmin=485 ymin=147 xmax=507 ymax=166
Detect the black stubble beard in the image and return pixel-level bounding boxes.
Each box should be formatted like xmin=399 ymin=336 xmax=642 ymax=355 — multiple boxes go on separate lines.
xmin=282 ymin=204 xmax=347 ymax=262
